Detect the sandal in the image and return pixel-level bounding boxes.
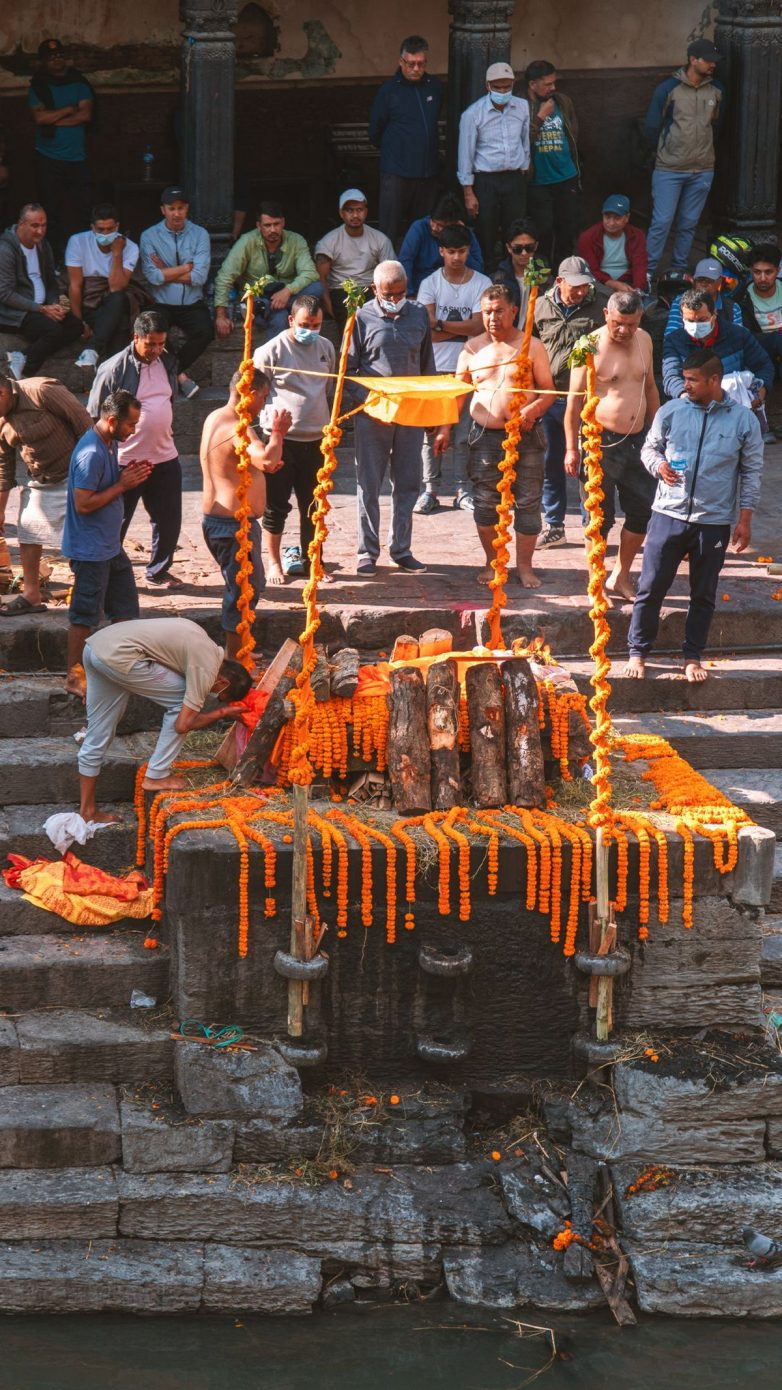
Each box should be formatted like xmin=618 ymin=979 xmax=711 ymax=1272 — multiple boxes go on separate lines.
xmin=2 ymin=594 xmax=47 ymax=615
xmin=282 ymin=546 xmax=306 ymax=576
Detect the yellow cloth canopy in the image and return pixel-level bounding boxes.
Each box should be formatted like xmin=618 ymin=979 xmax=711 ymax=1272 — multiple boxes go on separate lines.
xmin=351 ymin=375 xmax=473 ymax=427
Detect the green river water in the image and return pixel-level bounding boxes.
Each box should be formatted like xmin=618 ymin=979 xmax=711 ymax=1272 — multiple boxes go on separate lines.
xmin=2 ymin=1306 xmax=779 ymax=1390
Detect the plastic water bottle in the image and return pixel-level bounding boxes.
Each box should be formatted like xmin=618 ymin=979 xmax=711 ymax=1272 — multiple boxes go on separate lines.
xmin=142 ymin=145 xmax=155 ymax=183
xmin=668 ymin=456 xmax=687 ymax=487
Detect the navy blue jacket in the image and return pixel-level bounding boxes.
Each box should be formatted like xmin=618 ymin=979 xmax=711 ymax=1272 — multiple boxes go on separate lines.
xmin=662 ymin=319 xmax=774 ymax=399
xmin=369 ymin=71 xmax=443 ymax=179
xmin=399 ymin=216 xmax=483 ymax=294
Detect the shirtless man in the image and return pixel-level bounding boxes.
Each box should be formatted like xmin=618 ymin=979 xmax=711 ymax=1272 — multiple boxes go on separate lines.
xmin=564 ymin=289 xmax=660 ymax=600
xmin=200 ymin=369 xmax=291 ymax=660
xmin=450 ymin=283 xmax=555 ymax=588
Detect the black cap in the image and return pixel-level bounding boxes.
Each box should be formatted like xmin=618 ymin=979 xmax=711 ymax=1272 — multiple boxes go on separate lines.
xmin=687 ymin=38 xmax=720 ymax=62
xmin=160 ymin=186 xmax=189 ymax=205
xmin=38 ymin=38 xmax=64 ymax=59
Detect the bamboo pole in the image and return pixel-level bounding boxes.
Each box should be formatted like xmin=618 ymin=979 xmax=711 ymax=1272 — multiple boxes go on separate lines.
xmin=288 ymin=783 xmax=309 ymax=1036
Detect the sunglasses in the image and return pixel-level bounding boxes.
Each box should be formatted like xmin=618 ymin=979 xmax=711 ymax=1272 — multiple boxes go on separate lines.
xmin=510 ymin=242 xmax=537 ymax=254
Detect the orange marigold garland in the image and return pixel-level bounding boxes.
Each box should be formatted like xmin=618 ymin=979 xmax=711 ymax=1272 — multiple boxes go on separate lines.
xmin=578 ymin=352 xmax=613 ymax=837
xmin=232 ymin=292 xmax=260 ymax=673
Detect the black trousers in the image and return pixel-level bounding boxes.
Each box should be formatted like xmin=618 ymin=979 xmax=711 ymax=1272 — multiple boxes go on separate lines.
xmin=378 ymin=174 xmax=438 ymax=248
xmin=160 ymin=301 xmax=214 ymax=373
xmin=472 ymin=170 xmax=526 ymax=272
xmin=83 ymin=290 xmax=131 ymax=357
xmin=528 ymin=176 xmax=581 ymax=274
xmin=19 ymin=309 xmax=83 ymax=375
xmin=120 ymin=456 xmax=182 ymax=582
xmin=627 ymin=511 xmax=731 ymax=662
xmin=261 ymin=437 xmax=322 ymax=553
xmin=35 ymin=153 xmax=91 ymax=261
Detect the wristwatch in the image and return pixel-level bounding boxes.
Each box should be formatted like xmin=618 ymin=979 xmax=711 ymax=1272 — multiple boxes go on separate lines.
xmin=435 ymin=319 xmax=444 ymax=333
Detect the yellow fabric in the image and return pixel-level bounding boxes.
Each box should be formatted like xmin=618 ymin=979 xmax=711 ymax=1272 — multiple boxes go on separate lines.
xmin=351 ymin=375 xmax=473 ymax=427
xmin=15 ymin=858 xmax=153 ymax=927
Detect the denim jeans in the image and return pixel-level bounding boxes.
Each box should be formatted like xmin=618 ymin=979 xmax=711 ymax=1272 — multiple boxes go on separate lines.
xmin=541 ymin=396 xmax=567 ymax=526
xmin=646 ymin=169 xmax=714 ymax=276
xmin=255 ymin=281 xmax=323 ymax=335
xmin=627 ymin=511 xmax=730 ymax=661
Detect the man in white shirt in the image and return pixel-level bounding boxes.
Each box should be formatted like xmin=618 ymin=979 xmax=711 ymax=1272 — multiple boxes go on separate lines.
xmin=253 ymin=294 xmax=336 ymax=583
xmin=315 ymin=189 xmax=395 ymax=332
xmin=415 ymin=223 xmax=491 ymax=513
xmin=457 ymin=62 xmax=530 ymax=269
xmin=66 ymin=202 xmax=139 ymax=374
xmin=0 ymin=203 xmax=82 ymax=380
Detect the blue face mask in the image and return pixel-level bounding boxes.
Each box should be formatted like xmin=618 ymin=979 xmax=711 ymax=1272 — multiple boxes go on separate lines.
xmin=683 ymin=318 xmax=713 ymax=339
xmin=94 ymin=231 xmax=119 ymax=247
xmin=489 ymin=89 xmax=513 ymax=107
xmin=292 ymin=325 xmax=320 ymax=344
xmin=378 ymin=296 xmax=404 ymax=316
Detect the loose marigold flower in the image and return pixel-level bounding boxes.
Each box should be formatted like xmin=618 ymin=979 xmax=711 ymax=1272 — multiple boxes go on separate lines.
xmin=389 ymin=1094 xmax=400 ymax=1105
xmin=328 ymin=1169 xmax=339 ymax=1180
xmin=491 ymin=1150 xmax=502 ymax=1162
xmin=143 ymin=937 xmax=159 ymax=949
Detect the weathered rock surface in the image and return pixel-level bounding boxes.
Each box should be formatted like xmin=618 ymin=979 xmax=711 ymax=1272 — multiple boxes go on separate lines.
xmin=767 ymin=1118 xmax=782 ymax=1158
xmin=0 ymin=1020 xmax=19 ymax=1086
xmin=233 ymin=1118 xmax=324 ymax=1165
xmin=499 ymin=1164 xmax=570 ymax=1237
xmin=321 ymin=1241 xmax=443 ymax=1286
xmin=0 ymin=1239 xmax=204 ymax=1313
xmin=174 ymin=1041 xmax=303 ymax=1120
xmin=117 ymin=1164 xmax=512 ymax=1248
xmin=202 ymin=1245 xmax=321 ymax=1314
xmin=0 ymin=1083 xmax=120 ymax=1167
xmin=626 ymin=1241 xmax=782 ymax=1317
xmin=569 ymin=1107 xmax=765 ymax=1166
xmin=613 ymin=1161 xmax=782 ymax=1244
xmin=0 ymin=934 xmax=169 ymax=1011
xmin=15 ymin=1010 xmax=173 ymax=1085
xmin=613 ymin=1061 xmax=782 ymax=1122
xmin=120 ymin=1099 xmax=235 ymax=1174
xmin=443 ymin=1243 xmax=604 ymax=1311
xmin=0 ymin=1168 xmax=117 ymax=1240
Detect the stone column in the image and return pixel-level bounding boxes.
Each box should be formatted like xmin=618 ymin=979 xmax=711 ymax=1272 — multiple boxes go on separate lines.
xmin=713 ymin=0 xmax=782 ymax=230
xmin=447 ymin=0 xmax=515 ymax=169
xmin=180 ymin=0 xmax=238 ymax=261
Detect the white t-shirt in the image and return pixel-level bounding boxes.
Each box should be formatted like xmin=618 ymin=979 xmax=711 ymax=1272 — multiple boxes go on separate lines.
xmin=749 ymin=281 xmax=782 ymax=333
xmin=22 ymin=244 xmax=46 ymax=304
xmin=417 ymin=268 xmax=493 ymax=371
xmin=314 ymin=224 xmax=395 ymax=288
xmin=88 ymin=618 xmax=222 ymax=712
xmin=65 ymin=230 xmax=139 ymax=277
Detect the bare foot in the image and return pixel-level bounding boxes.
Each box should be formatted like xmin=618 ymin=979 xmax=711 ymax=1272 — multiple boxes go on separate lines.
xmin=266 ymin=562 xmax=288 ymax=586
xmin=685 ymin=659 xmax=708 ymax=683
xmin=477 ymin=564 xmax=494 ymax=587
xmin=605 ymin=571 xmax=636 ymax=602
xmin=81 ymin=809 xmax=123 ymax=825
xmin=516 ymin=567 xmax=542 ymax=590
xmin=142 ymin=774 xmax=187 ymax=793
xmin=623 ymin=655 xmax=646 ymax=679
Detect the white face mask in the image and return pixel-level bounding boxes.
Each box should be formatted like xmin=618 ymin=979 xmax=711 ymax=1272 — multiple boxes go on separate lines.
xmin=683 ymin=317 xmax=713 ymax=339
xmin=377 ymin=295 xmax=404 ymax=316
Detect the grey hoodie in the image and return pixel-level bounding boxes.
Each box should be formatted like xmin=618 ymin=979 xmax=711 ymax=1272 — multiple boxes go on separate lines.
xmin=641 ymin=395 xmax=763 ymax=526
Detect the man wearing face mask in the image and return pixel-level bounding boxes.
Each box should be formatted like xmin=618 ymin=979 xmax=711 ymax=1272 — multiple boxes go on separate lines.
xmin=662 ymin=287 xmax=773 ymax=403
xmin=253 ymin=295 xmax=336 ymax=584
xmin=66 ymin=203 xmax=139 ymax=375
xmin=458 ymin=63 xmax=530 ymax=269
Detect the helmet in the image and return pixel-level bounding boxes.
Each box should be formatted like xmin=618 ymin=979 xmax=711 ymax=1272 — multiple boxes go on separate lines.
xmin=709 ymin=234 xmax=752 ymax=277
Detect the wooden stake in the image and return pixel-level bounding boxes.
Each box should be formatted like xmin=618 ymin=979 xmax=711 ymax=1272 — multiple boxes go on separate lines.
xmin=595 ymin=826 xmax=614 ymax=1041
xmin=215 ymin=638 xmax=299 ymax=772
xmin=288 ymin=782 xmax=309 ymax=1037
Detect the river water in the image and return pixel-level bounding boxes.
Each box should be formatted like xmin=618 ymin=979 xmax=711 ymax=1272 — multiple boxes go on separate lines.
xmin=2 ymin=1305 xmax=780 ymax=1390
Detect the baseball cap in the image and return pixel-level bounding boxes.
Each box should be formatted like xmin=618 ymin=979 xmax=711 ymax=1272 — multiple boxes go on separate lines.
xmin=160 ymin=186 xmax=189 ymax=205
xmin=38 ymin=39 xmax=64 ymax=59
xmin=693 ymin=257 xmax=724 ymax=281
xmin=602 ymin=194 xmax=630 ymax=216
xmin=687 ymin=38 xmax=720 ymax=62
xmin=339 ymin=188 xmax=367 ymax=209
xmin=486 ymin=62 xmax=515 ymax=83
xmin=557 ymin=255 xmax=594 ymax=286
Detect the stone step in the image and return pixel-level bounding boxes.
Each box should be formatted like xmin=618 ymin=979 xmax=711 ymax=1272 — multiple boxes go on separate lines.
xmin=699 ymin=770 xmax=782 ymax=839
xmin=773 ymin=844 xmax=782 ymax=915
xmin=1 ymin=1009 xmax=173 ymax=1086
xmin=569 ymin=655 xmax=782 ymax=715
xmin=612 ymin=711 xmax=782 ymax=771
xmin=0 ymin=804 xmax=136 ymax=876
xmin=0 ymin=934 xmax=169 ymax=1011
xmin=761 ymin=917 xmax=782 ymax=990
xmin=0 ymin=678 xmax=161 ymax=739
xmin=0 ymin=734 xmax=154 ymax=805
xmin=0 ymin=1083 xmax=120 ymax=1167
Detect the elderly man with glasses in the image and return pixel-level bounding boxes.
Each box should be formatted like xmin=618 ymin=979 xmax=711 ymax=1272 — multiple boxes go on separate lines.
xmin=369 ymin=36 xmax=443 ymax=247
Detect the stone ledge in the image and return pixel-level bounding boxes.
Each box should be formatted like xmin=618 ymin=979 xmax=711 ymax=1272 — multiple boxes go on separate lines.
xmin=120 ymin=1098 xmax=234 ymax=1174
xmin=0 ymin=1167 xmax=117 ymax=1240
xmin=0 ymin=1082 xmax=120 ymax=1168
xmin=612 ymin=1160 xmax=782 ymax=1244
xmin=202 ymin=1244 xmax=321 ymax=1314
xmin=443 ymin=1243 xmax=604 ymax=1312
xmin=0 ymin=1238 xmax=204 ymax=1313
xmin=625 ymin=1241 xmax=782 ymax=1317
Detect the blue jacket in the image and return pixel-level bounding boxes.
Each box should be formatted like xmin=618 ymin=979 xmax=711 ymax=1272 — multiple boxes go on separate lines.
xmin=139 ymin=219 xmax=211 ymax=307
xmin=369 ymin=72 xmax=442 ymax=179
xmin=664 ymin=290 xmax=742 ymax=337
xmin=662 ymin=319 xmax=774 ymax=399
xmin=641 ymin=396 xmax=763 ymax=526
xmin=398 ymin=216 xmax=483 ymax=295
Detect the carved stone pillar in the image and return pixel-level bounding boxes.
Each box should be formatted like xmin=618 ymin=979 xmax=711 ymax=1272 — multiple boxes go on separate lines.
xmin=714 ymin=0 xmax=782 ymax=230
xmin=180 ymin=0 xmax=237 ymax=260
xmin=447 ymin=0 xmax=515 ymax=169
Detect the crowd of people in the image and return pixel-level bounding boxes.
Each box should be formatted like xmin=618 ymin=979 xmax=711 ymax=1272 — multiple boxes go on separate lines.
xmin=0 ymin=29 xmax=779 ymax=721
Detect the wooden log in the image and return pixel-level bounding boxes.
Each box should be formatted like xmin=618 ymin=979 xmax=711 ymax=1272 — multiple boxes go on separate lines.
xmin=426 ymin=660 xmax=461 ymax=810
xmin=312 ymin=646 xmax=331 ymax=703
xmin=465 ymin=662 xmax=507 ymax=808
xmin=215 ymin=639 xmax=299 ymax=772
xmin=388 ymin=666 xmax=431 ymax=814
xmin=419 ymin=628 xmax=453 ymax=658
xmin=329 ymin=646 xmax=361 ymax=699
xmin=502 ymin=658 xmax=546 ymax=808
xmin=391 ymin=634 xmax=419 ymax=663
xmin=233 ymin=645 xmax=304 ymax=787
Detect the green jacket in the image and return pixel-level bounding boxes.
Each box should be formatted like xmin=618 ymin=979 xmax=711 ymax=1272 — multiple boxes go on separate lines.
xmin=533 ymin=283 xmax=609 ymax=390
xmin=214 ymin=229 xmax=318 ymax=308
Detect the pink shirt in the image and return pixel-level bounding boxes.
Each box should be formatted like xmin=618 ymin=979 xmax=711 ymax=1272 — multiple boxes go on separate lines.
xmin=118 ymin=359 xmax=175 ymax=466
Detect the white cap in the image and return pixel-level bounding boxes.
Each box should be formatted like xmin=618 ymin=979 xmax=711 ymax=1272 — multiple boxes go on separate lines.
xmin=339 ymin=188 xmax=367 ymax=209
xmin=486 ymin=62 xmax=515 ymax=83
